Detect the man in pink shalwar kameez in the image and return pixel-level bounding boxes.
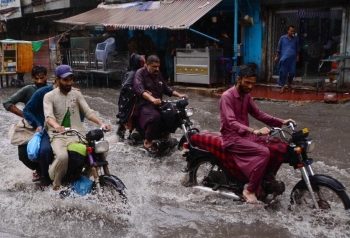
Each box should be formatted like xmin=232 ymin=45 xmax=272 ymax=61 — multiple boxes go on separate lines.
xmin=219 ymin=64 xmax=294 ymax=203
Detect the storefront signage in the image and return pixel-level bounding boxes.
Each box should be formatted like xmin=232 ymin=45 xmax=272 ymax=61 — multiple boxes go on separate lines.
xmin=0 ymin=0 xmax=21 ymax=20
xmin=176 ymin=65 xmax=209 ymax=76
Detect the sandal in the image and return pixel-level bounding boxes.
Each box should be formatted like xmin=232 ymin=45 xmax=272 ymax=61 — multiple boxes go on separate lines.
xmin=32 ymin=171 xmax=41 ymax=182
xmin=143 ymin=144 xmax=159 ymax=155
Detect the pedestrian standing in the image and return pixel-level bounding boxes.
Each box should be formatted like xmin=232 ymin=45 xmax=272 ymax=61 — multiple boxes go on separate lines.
xmin=274 ymin=25 xmax=300 ymax=93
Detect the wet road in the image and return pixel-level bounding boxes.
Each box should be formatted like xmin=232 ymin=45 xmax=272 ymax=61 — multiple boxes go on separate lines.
xmin=0 ymin=86 xmax=349 ymax=238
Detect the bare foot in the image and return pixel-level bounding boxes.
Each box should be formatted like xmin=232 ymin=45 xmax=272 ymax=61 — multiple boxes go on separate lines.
xmin=279 ymin=86 xmax=286 ymax=94
xmin=243 ymin=188 xmax=259 ymax=204
xmin=143 ymin=139 xmax=153 ymax=149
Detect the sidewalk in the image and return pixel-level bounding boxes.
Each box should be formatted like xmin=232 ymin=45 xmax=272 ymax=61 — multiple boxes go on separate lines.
xmin=250 ymin=84 xmax=350 ymax=103
xmin=173 ymin=84 xmax=350 ymax=103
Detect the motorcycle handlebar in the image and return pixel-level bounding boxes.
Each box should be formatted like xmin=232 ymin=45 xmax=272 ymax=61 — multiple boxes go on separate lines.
xmin=100 ymin=127 xmax=109 ymax=133
xmin=268 ymin=122 xmax=297 ymax=142
xmin=287 ymin=121 xmax=297 ymax=130
xmin=160 ymin=98 xmax=189 ymax=110
xmin=52 ymin=128 xmax=81 ymax=136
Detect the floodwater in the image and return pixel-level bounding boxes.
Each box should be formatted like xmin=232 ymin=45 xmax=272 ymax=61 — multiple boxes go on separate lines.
xmin=0 ymin=86 xmax=350 ymax=238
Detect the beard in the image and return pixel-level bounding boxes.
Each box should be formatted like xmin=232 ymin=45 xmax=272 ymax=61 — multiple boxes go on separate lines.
xmin=238 ymin=85 xmax=252 ymax=94
xmin=151 ymin=71 xmax=159 ymax=77
xmin=59 ymin=84 xmax=72 ymax=94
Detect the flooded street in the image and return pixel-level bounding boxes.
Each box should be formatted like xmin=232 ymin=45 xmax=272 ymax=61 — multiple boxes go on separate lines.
xmin=0 ymin=86 xmax=350 ymax=238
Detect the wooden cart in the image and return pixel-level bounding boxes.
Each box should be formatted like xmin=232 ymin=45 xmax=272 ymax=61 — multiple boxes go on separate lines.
xmin=0 ymin=39 xmax=33 ymax=87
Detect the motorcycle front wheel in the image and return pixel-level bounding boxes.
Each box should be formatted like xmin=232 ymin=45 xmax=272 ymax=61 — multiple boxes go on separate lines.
xmin=98 ymin=175 xmax=127 ymax=204
xmin=290 ymin=177 xmax=350 ymax=211
xmin=190 ymin=157 xmax=228 ymax=187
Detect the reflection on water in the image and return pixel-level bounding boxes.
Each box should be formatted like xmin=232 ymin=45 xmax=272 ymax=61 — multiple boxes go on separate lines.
xmin=0 ymin=88 xmax=349 ymax=237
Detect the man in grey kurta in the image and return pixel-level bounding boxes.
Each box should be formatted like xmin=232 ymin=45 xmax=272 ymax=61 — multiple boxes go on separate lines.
xmin=220 ymin=64 xmax=294 ymax=203
xmin=44 ymin=64 xmax=111 ymax=190
xmin=133 ymin=55 xmax=186 ymax=151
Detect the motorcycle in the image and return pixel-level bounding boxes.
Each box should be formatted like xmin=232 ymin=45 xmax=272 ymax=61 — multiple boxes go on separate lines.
xmin=52 ymin=128 xmax=127 ymax=200
xmin=126 ymin=98 xmax=194 ymax=157
xmin=180 ymin=122 xmax=350 ymax=211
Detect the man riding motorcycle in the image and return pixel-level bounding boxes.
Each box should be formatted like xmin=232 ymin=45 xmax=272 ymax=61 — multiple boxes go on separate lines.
xmin=219 ymin=64 xmax=295 ymax=204
xmin=23 ymin=78 xmax=57 ymax=186
xmin=133 ymin=55 xmax=187 ymax=154
xmin=43 ymin=64 xmax=111 ymax=190
xmin=3 ymin=65 xmax=48 ymax=181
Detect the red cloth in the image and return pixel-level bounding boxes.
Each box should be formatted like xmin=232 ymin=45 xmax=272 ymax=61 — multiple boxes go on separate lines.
xmin=191 ymin=132 xmax=246 ymax=181
xmin=191 ymin=132 xmax=288 ymax=189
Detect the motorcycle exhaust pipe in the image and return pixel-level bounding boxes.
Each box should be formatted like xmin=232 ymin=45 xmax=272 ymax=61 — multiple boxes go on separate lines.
xmin=193 ymin=186 xmax=241 ymax=200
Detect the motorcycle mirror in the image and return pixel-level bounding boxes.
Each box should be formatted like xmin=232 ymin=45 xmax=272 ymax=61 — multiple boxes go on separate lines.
xmin=86 ymin=129 xmax=104 ymax=141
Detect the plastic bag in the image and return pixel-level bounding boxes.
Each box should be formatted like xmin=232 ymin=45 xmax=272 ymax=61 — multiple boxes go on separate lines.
xmin=27 ymin=131 xmax=42 ymax=161
xmin=72 ymin=176 xmax=93 ymax=196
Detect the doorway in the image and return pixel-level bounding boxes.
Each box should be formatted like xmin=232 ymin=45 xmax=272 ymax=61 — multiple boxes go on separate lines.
xmin=271 ymin=8 xmax=343 ymax=84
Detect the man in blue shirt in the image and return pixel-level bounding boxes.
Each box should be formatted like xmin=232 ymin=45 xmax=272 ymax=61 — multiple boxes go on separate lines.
xmin=275 ymin=25 xmax=300 ymax=93
xmin=23 ymin=81 xmax=55 ymax=186
xmin=3 ymin=66 xmax=48 ymax=182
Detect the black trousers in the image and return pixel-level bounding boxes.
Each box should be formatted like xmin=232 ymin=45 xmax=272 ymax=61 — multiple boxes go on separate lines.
xmin=18 ymin=144 xmax=40 ymax=172
xmin=38 ymin=131 xmax=53 ymax=179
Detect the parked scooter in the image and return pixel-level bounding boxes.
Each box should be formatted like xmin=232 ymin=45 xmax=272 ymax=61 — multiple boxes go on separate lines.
xmin=180 ymin=122 xmax=350 ymax=211
xmin=53 ymin=128 xmax=126 ymax=200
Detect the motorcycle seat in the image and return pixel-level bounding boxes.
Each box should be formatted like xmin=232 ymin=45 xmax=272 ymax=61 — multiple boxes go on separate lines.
xmin=190 ymin=131 xmax=288 ymax=183
xmin=190 ymin=131 xmax=245 ymax=180
xmin=190 ymin=131 xmax=226 ymax=159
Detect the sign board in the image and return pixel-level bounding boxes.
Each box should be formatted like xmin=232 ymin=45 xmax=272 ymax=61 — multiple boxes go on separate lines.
xmin=0 ymin=0 xmax=22 ymax=20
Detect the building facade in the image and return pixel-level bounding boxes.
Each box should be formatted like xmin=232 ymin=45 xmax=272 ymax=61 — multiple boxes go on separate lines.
xmin=242 ymin=0 xmax=350 ymax=87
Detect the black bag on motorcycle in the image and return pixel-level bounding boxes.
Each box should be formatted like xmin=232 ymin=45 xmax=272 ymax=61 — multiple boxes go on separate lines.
xmin=65 ymin=143 xmax=87 ymax=182
xmin=160 ymin=102 xmax=179 ymax=133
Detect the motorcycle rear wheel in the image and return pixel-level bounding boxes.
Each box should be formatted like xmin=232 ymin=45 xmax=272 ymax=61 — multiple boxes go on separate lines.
xmin=291 ymin=181 xmax=350 ymax=211
xmin=191 ymin=157 xmax=228 ymax=187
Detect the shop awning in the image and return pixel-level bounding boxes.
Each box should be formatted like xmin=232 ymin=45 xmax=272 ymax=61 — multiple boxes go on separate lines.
xmin=56 ymin=0 xmax=222 ymax=30
xmin=262 ymin=0 xmax=347 ymax=6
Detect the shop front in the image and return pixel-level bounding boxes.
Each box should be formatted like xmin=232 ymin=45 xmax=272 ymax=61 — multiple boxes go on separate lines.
xmin=262 ymin=0 xmax=350 ymax=88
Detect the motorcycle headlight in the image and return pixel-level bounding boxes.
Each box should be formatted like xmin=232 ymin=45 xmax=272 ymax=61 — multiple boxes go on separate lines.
xmin=306 ymin=140 xmax=315 ymax=153
xmin=94 ymin=140 xmax=109 ymax=153
xmin=185 ymin=108 xmax=194 ymax=117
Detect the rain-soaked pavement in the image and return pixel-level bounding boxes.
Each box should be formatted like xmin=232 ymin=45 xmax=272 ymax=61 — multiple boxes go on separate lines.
xmin=0 ymin=85 xmax=350 ymax=238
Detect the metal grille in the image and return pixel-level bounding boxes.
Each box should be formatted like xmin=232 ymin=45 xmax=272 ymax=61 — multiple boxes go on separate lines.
xmin=272 ymin=8 xmax=343 ymax=78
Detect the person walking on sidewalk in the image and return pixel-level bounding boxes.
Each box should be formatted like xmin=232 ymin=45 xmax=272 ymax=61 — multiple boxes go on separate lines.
xmin=274 ymin=25 xmax=300 ymax=93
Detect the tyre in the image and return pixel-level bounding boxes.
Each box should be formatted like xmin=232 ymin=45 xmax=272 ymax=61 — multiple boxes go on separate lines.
xmin=190 ymin=157 xmax=228 ymax=187
xmin=98 ymin=175 xmax=127 ymax=204
xmin=291 ymin=179 xmax=350 ymax=211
